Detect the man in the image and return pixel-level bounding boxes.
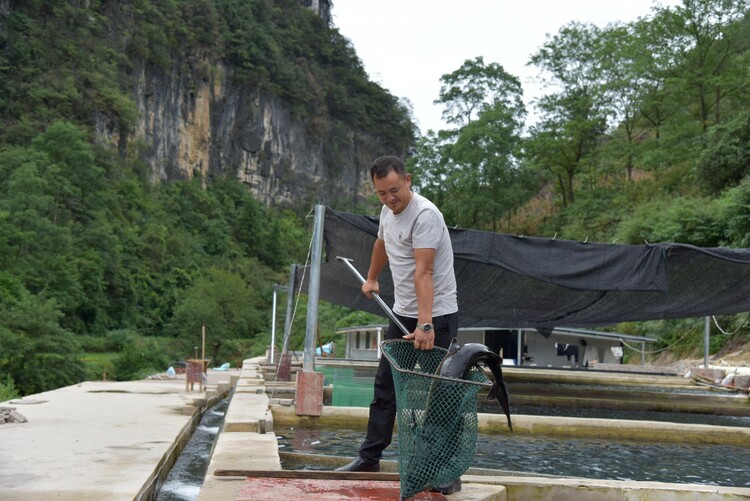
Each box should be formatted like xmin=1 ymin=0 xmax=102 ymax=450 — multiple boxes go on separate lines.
xmin=336 ymin=156 xmax=459 ymax=494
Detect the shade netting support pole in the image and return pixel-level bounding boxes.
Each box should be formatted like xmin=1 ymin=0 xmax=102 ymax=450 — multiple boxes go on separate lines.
xmin=303 ymin=204 xmax=324 ymax=373
xmin=704 ymin=316 xmax=711 ymax=368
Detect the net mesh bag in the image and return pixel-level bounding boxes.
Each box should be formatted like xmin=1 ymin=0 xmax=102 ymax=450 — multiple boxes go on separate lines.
xmin=381 ymin=339 xmax=492 ymax=500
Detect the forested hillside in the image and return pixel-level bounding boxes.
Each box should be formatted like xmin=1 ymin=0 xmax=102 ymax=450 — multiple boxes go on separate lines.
xmin=409 ymin=0 xmax=750 ymax=356
xmin=0 ymin=0 xmax=415 ymax=205
xmin=0 ymin=0 xmax=410 ymax=397
xmin=2 ymin=0 xmax=750 ymax=399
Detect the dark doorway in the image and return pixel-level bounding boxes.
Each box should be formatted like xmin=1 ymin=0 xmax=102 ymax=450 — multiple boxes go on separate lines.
xmin=484 ymin=329 xmax=518 ymax=364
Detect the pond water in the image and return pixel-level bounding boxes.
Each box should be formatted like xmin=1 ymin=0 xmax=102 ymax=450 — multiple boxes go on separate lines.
xmin=479 ymin=402 xmax=750 ymax=428
xmin=155 ymin=396 xmax=229 ymax=501
xmin=275 ymin=425 xmax=750 ymax=487
xmin=149 ymin=389 xmax=750 ymax=497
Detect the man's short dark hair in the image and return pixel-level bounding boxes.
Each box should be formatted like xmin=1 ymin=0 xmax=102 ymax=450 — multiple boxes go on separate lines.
xmin=370 ymin=156 xmax=406 ymax=180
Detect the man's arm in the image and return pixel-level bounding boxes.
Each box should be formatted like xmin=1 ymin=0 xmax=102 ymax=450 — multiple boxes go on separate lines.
xmin=362 ymin=238 xmax=388 ymax=299
xmin=403 ymin=247 xmax=436 ymax=350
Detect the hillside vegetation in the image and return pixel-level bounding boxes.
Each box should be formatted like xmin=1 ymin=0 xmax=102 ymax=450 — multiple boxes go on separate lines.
xmin=408 ymin=0 xmax=750 ymax=360
xmin=0 ymin=0 xmax=405 ymax=396
xmin=2 ymin=0 xmax=750 ymax=397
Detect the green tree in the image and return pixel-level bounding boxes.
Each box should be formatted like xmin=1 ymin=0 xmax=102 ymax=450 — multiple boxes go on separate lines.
xmin=434 ymin=56 xmax=526 ymax=129
xmin=528 ymin=22 xmax=610 ymax=206
xmin=167 ymin=266 xmax=269 ymax=363
xmin=597 ymin=22 xmax=659 ymax=180
xmin=30 ymin=121 xmax=103 ymax=220
xmin=0 ymin=375 xmax=20 ymax=402
xmin=446 ymin=104 xmax=537 ymax=230
xmin=0 ymin=272 xmax=85 ymax=396
xmin=652 ymin=0 xmax=750 ymax=136
xmin=615 ymin=195 xmax=723 ymax=246
xmin=0 ymin=155 xmax=82 ymax=313
xmin=113 ymin=336 xmax=172 ymax=381
xmin=413 ymin=57 xmax=529 ymax=230
xmin=697 ymin=112 xmax=750 ymax=191
xmin=721 ymin=177 xmax=750 ymax=247
xmin=409 ymin=130 xmax=455 ymax=216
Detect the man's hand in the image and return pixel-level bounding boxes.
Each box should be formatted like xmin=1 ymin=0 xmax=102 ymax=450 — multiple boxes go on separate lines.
xmin=361 ymin=279 xmax=380 ymax=299
xmin=403 ymin=329 xmax=435 ymax=350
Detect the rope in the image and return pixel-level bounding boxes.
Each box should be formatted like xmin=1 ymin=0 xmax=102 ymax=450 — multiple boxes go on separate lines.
xmin=619 ymin=318 xmax=703 ymax=355
xmin=621 ymin=314 xmax=749 ymax=357
xmin=712 ymin=313 xmax=749 ymax=336
xmin=285 ymin=210 xmax=316 ymax=358
xmin=271 ymin=208 xmax=315 ymax=393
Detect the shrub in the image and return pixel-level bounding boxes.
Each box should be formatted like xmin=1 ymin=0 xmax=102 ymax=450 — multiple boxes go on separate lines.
xmin=0 ymin=375 xmax=20 ymax=402
xmin=113 ymin=336 xmax=172 ymax=381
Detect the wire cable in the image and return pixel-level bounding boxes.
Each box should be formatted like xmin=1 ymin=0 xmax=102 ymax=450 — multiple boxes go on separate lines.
xmin=271 ymin=208 xmax=315 ymax=394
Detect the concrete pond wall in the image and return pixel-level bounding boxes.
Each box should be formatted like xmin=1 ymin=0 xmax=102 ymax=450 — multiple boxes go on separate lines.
xmin=197 ymin=358 xmax=750 ymax=501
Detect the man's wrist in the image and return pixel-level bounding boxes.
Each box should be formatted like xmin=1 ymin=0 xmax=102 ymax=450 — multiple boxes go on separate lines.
xmin=417 ymin=322 xmax=433 ymax=333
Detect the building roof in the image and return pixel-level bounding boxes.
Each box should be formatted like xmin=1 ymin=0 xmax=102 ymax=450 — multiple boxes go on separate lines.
xmin=460 ymin=326 xmax=657 ymax=343
xmin=335 ymin=324 xmax=388 ymax=334
xmin=336 ymin=324 xmax=657 ymax=343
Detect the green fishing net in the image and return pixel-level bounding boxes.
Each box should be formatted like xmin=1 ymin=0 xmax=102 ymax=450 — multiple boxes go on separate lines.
xmin=381 ymin=339 xmax=492 ymax=500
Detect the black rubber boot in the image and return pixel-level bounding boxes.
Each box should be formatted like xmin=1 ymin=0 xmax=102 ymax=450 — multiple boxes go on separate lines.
xmin=335 ymin=457 xmax=380 ymax=472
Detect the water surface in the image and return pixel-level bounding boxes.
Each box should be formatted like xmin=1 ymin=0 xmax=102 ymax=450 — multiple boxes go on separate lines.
xmin=479 ymin=402 xmax=750 ymax=428
xmin=155 ymin=397 xmax=229 ymax=501
xmin=275 ymin=425 xmax=750 ymax=487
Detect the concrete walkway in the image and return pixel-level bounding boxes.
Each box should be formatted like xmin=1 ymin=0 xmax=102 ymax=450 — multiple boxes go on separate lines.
xmin=0 ymin=370 xmax=236 ymax=501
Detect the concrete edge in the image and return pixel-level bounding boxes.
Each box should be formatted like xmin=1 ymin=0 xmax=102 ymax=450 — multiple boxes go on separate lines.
xmin=464 ymin=475 xmax=750 ymax=501
xmin=270 ymin=404 xmax=750 ymax=446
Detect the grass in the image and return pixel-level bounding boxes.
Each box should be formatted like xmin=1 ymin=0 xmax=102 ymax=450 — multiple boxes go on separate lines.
xmin=81 ymin=352 xmax=119 ymax=381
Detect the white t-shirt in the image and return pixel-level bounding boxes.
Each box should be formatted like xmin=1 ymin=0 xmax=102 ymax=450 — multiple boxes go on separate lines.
xmin=378 ymin=192 xmax=458 ymax=318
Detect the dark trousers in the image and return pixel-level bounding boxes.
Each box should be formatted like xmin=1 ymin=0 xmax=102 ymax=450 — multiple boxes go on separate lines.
xmin=358 ymin=312 xmax=458 ymax=464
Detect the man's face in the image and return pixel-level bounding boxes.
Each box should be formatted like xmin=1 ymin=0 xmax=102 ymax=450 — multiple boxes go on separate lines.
xmin=373 ymin=170 xmax=412 ymax=214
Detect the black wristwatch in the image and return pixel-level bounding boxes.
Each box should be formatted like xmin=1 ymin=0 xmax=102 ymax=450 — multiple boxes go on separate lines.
xmin=418 ymin=323 xmax=433 ymax=333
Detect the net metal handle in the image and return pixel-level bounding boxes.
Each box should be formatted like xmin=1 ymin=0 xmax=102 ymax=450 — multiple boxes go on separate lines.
xmin=336 ymin=256 xmax=411 ymax=337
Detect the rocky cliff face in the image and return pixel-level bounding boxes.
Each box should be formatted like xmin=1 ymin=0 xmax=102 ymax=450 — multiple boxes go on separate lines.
xmin=122 ymin=57 xmax=384 ymax=209
xmin=305 ymin=0 xmax=332 ymax=25
xmin=105 ymin=0 xmax=391 ymax=211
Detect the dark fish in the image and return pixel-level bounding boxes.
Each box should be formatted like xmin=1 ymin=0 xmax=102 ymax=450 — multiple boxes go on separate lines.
xmin=436 ymin=338 xmax=512 ymax=430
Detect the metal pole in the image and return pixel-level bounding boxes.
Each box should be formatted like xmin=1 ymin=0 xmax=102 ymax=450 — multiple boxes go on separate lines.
xmin=281 ymin=264 xmax=296 ymax=356
xmin=303 ymin=205 xmax=325 ymax=372
xmin=271 ymin=285 xmax=278 ymax=363
xmin=377 ymin=327 xmax=382 ymax=360
xmin=270 ymin=285 xmax=287 ymax=363
xmin=336 ymin=256 xmax=410 ymax=337
xmin=704 ymin=316 xmax=711 ymax=368
xmin=517 ymin=329 xmax=523 ymax=366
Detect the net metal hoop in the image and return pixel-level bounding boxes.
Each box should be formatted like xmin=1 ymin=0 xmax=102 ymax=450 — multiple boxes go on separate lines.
xmin=380 ymin=339 xmax=493 ymax=389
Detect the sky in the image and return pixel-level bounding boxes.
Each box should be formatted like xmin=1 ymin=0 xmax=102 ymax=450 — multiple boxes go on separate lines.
xmin=331 ymin=0 xmax=680 ymax=134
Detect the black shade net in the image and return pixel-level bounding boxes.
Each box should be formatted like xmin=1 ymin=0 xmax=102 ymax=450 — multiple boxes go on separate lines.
xmin=295 ymin=207 xmax=750 ymax=331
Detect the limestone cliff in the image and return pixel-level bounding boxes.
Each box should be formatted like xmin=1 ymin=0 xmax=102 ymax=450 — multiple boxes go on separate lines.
xmin=120 ymin=0 xmax=403 ymax=210
xmin=124 ymin=58 xmax=392 ymax=209
xmin=3 ymin=0 xmax=411 ymax=210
